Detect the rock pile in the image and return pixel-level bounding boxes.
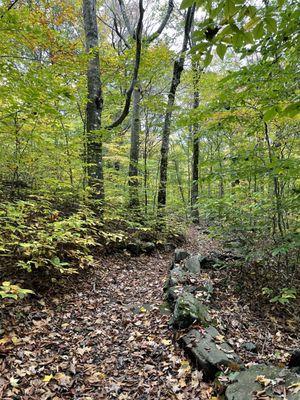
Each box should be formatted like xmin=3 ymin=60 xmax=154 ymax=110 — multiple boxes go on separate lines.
xmin=164 ymin=249 xmax=300 ymax=399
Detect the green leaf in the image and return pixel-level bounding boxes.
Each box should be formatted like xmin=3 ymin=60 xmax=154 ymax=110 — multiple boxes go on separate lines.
xmin=246 ymin=5 xmax=257 ymax=18
xmin=224 ymin=0 xmax=236 ymax=19
xmin=216 ymin=43 xmax=227 ymax=59
xmin=217 ymin=24 xmax=234 ymax=38
xmin=232 ymin=33 xmax=244 ymax=48
xmin=252 ymin=21 xmax=264 ymax=39
xmin=281 ymin=102 xmax=300 ymax=119
xmin=180 ymin=0 xmax=194 ymax=9
xmin=244 ymin=16 xmax=260 ymax=31
xmin=264 ymin=106 xmax=280 ymax=122
xmin=265 ymin=17 xmax=277 ymax=33
xmin=203 ymin=52 xmax=213 ymax=67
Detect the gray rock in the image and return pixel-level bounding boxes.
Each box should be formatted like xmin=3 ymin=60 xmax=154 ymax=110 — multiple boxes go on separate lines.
xmin=165 ymin=285 xmax=183 ymax=306
xmin=127 ymin=241 xmax=142 ymax=256
xmin=226 ymin=364 xmax=300 ymax=400
xmin=172 ymin=292 xmax=210 ymax=329
xmin=174 ymin=248 xmax=190 ymax=263
xmin=242 ymin=342 xmax=257 ymax=353
xmin=142 ymin=242 xmax=156 ymax=254
xmin=168 ymin=266 xmax=188 ymax=287
xmin=165 ymin=285 xmax=197 ymax=307
xmin=185 ymin=255 xmax=202 ymax=274
xmin=181 ymin=326 xmax=242 ymax=380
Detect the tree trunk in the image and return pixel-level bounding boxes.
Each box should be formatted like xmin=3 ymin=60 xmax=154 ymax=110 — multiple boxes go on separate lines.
xmin=157 ymin=5 xmax=195 ymax=218
xmin=191 ymin=61 xmax=200 ymax=222
xmin=82 ymin=0 xmax=104 ymax=209
xmin=174 ymin=159 xmax=187 ymax=218
xmin=128 ymin=84 xmax=141 ymax=209
xmin=143 ymin=111 xmax=150 ymax=215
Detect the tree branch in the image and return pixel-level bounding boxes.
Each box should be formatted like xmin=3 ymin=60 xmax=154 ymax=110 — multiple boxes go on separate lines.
xmin=106 ymin=0 xmax=144 ymax=129
xmin=146 ymin=0 xmax=174 ymax=43
xmin=117 ymin=0 xmax=135 ymax=38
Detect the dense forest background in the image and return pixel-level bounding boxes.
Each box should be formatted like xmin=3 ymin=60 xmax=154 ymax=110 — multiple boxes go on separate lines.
xmin=0 ymin=0 xmax=299 ymax=300
xmin=0 ymin=0 xmax=299 ymax=398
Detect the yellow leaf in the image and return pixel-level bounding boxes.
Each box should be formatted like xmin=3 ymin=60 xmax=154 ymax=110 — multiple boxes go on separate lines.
xmin=0 ymin=336 xmax=10 ymax=346
xmin=11 ymin=336 xmax=20 ymax=345
xmin=288 ymin=382 xmax=300 ymax=394
xmin=9 ymin=377 xmax=19 ymax=387
xmin=54 ymin=373 xmax=66 ymax=380
xmin=256 ymin=375 xmax=271 ymax=387
xmin=140 ymin=306 xmax=147 ymax=313
xmin=87 ymin=372 xmax=106 ymax=383
xmin=161 ymin=339 xmax=172 ymax=346
xmin=43 ymin=374 xmax=54 ymax=383
xmin=180 ymin=360 xmax=190 ymax=367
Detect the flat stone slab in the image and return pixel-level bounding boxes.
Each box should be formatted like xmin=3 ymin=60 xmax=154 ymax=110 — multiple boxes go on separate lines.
xmin=226 ymin=364 xmax=300 ymax=400
xmin=182 ymin=326 xmax=242 ymax=380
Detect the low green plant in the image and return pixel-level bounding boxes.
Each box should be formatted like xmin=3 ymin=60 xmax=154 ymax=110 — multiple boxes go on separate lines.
xmin=0 ymin=200 xmax=96 ymax=275
xmin=262 ymin=287 xmax=297 ymax=305
xmin=0 ymin=281 xmax=34 ymax=300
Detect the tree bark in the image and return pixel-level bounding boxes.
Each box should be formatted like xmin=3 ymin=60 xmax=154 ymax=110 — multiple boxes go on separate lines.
xmin=82 ymin=0 xmax=104 ymax=208
xmin=191 ymin=60 xmax=201 ymax=223
xmin=128 ymin=84 xmax=141 ymax=208
xmin=157 ymin=5 xmax=195 ymax=217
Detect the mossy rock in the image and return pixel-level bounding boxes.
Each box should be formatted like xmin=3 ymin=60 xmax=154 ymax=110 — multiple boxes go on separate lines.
xmin=184 ymin=255 xmax=202 ymax=274
xmin=171 ymin=292 xmax=210 ymax=329
xmin=168 ymin=266 xmax=188 ymax=287
xmin=181 ymin=326 xmax=242 ymax=380
xmin=174 ymin=248 xmax=190 ymax=263
xmin=226 ymin=364 xmax=300 ymax=400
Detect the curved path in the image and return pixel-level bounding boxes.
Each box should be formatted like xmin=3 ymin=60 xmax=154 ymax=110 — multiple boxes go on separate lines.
xmin=1 ymin=245 xmax=211 ymax=399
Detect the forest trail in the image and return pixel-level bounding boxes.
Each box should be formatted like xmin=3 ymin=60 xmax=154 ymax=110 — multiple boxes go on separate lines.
xmin=1 ymin=229 xmax=213 ymax=399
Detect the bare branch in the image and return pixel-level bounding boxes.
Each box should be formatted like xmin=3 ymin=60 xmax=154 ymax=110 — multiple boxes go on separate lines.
xmin=106 ymin=0 xmax=144 ymax=129
xmin=117 ymin=0 xmax=135 ymax=38
xmin=1 ymin=0 xmax=20 ymax=18
xmin=146 ymin=0 xmax=174 ymax=43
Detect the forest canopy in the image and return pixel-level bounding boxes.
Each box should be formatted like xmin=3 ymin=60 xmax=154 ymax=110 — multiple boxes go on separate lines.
xmin=0 ymin=0 xmax=299 ymax=292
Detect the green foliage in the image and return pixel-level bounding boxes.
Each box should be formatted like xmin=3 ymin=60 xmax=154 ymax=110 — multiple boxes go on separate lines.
xmin=0 ymin=281 xmax=34 ymax=300
xmin=262 ymin=287 xmax=297 ymax=305
xmin=0 ymin=0 xmax=298 ymax=297
xmin=0 ymin=200 xmax=96 ymax=275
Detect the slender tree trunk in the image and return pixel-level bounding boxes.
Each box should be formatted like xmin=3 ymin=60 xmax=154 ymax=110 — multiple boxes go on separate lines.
xmin=264 ymin=121 xmax=284 ymax=236
xmin=143 ymin=111 xmax=150 ymax=215
xmin=157 ymin=5 xmax=195 ymax=218
xmin=191 ymin=62 xmax=200 ymax=222
xmin=173 ymin=159 xmax=187 ymax=217
xmin=128 ymin=84 xmax=141 ymax=208
xmin=82 ymin=0 xmax=104 ymax=209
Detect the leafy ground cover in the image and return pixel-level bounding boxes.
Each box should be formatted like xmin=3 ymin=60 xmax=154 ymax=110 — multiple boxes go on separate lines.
xmin=1 ymin=227 xmax=298 ymax=399
xmin=0 ymin=239 xmax=211 ymax=399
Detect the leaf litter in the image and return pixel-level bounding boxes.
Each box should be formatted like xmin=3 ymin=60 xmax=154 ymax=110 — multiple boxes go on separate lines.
xmin=0 ymin=247 xmax=212 ymax=399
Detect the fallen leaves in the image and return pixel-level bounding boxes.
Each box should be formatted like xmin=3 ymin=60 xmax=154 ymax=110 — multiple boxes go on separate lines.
xmin=42 ymin=374 xmax=54 ymax=383
xmin=288 ymin=382 xmax=300 ymax=394
xmin=256 ymin=375 xmax=272 ymax=387
xmin=0 ymin=252 xmax=209 ymax=399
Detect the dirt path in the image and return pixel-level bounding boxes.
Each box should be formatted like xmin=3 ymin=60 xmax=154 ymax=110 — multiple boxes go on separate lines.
xmin=0 ymin=233 xmax=212 ymax=399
